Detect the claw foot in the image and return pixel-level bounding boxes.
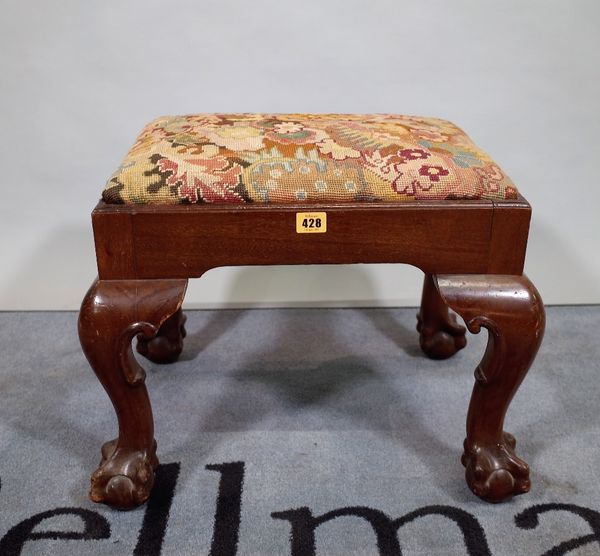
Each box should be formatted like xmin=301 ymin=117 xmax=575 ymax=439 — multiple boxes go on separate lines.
xmin=90 ymin=439 xmax=159 ymax=510
xmin=137 ymin=308 xmax=187 ymax=364
xmin=461 ymin=432 xmax=530 ymax=502
xmin=417 ymin=312 xmax=466 ymax=360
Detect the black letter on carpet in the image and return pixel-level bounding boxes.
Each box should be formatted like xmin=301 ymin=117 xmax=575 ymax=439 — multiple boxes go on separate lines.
xmin=134 ymin=462 xmax=181 ymax=556
xmin=206 ymin=461 xmax=245 ymax=556
xmin=272 ymin=504 xmax=490 ymax=556
xmin=515 ymin=503 xmax=600 ymax=554
xmin=0 ymin=507 xmax=110 ymax=556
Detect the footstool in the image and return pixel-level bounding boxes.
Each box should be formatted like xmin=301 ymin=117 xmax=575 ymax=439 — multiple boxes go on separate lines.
xmin=78 ymin=113 xmax=545 ymax=509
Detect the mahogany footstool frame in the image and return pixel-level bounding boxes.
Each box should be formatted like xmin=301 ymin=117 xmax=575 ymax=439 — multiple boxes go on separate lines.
xmin=79 ymin=195 xmax=544 ymax=509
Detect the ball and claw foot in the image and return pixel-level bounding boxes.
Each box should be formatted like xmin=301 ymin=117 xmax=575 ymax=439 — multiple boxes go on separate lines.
xmin=136 ymin=308 xmax=187 ymax=364
xmin=90 ymin=439 xmax=159 ymax=510
xmin=462 ymin=432 xmax=530 ymax=503
xmin=417 ymin=312 xmax=467 ymax=360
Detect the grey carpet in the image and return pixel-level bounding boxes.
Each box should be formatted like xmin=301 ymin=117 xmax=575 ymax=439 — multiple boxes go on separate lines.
xmin=1 ymin=306 xmax=600 ymax=555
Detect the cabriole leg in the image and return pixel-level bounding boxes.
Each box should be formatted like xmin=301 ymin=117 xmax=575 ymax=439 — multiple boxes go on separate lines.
xmin=78 ymin=278 xmax=187 ymax=509
xmin=435 ymin=274 xmax=545 ymax=502
xmin=417 ymin=273 xmax=467 ymax=359
xmin=137 ymin=307 xmax=187 ymax=364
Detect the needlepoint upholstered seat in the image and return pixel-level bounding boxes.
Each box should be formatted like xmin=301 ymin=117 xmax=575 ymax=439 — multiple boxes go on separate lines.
xmin=79 ymin=113 xmax=544 ymax=510
xmin=102 ymin=113 xmax=518 ymax=205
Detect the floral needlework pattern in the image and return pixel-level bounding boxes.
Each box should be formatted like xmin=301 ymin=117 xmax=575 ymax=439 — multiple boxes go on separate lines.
xmin=102 ymin=114 xmax=518 ymax=205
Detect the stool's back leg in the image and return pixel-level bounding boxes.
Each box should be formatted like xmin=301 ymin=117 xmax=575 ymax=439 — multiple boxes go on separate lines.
xmin=435 ymin=274 xmax=545 ymax=502
xmin=137 ymin=307 xmax=187 ymax=364
xmin=78 ymin=278 xmax=187 ymax=509
xmin=417 ymin=273 xmax=467 ymax=359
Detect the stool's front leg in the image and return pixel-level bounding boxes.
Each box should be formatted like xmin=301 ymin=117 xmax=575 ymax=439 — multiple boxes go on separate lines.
xmin=434 ymin=274 xmax=545 ymax=502
xmin=78 ymin=278 xmax=187 ymax=509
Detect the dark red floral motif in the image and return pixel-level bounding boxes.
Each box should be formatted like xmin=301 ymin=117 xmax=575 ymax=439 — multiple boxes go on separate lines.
xmin=399 ymin=148 xmax=430 ymax=161
xmin=393 ymin=178 xmax=433 ymax=196
xmin=419 ymin=165 xmax=449 ymax=182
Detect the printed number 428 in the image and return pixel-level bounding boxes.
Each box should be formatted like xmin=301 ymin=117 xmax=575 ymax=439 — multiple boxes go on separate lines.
xmin=302 ymin=218 xmax=322 ymax=229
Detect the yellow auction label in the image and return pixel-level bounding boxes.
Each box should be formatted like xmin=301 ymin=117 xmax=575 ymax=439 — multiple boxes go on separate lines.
xmin=296 ymin=212 xmax=327 ymax=233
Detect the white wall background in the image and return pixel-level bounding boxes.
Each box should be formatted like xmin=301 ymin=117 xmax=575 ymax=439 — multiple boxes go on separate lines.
xmin=1 ymin=0 xmax=599 ymax=310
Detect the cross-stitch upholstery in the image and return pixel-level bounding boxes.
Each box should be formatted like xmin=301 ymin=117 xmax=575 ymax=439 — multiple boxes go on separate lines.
xmin=102 ymin=113 xmax=518 ymax=205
